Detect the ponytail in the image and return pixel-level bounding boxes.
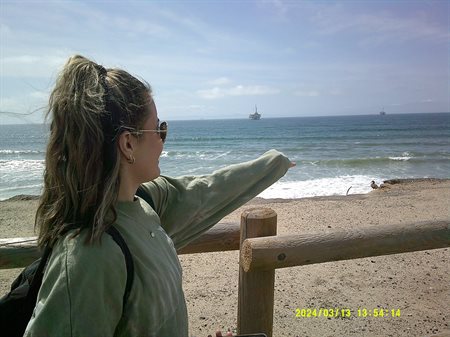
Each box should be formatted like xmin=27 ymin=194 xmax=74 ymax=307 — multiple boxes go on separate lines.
xmin=36 ymin=55 xmax=151 ymax=247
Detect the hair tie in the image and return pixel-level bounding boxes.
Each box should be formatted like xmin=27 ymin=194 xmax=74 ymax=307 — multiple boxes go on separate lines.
xmin=96 ymin=64 xmax=107 ymax=77
xmin=96 ymin=64 xmax=109 ymax=97
xmin=96 ymin=64 xmax=121 ymax=141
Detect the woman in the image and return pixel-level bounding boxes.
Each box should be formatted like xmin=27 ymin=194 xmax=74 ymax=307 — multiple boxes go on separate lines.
xmin=25 ymin=55 xmax=294 ymax=336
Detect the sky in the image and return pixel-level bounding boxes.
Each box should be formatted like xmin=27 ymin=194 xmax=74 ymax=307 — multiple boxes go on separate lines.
xmin=0 ymin=0 xmax=449 ymax=124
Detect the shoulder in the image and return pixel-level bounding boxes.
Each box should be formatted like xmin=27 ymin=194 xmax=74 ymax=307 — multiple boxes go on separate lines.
xmin=138 ymin=177 xmax=172 ymax=214
xmin=28 ymin=229 xmax=127 ymax=336
xmin=50 ymin=229 xmax=127 ymax=280
xmin=140 ymin=176 xmax=170 ymax=193
xmin=66 ymin=229 xmax=123 ymax=257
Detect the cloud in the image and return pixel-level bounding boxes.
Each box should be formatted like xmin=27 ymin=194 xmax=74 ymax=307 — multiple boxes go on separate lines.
xmin=311 ymin=5 xmax=450 ymax=45
xmin=294 ymin=88 xmax=342 ymax=97
xmin=208 ymin=77 xmax=232 ymax=86
xmin=197 ymin=85 xmax=280 ymax=99
xmin=265 ymin=0 xmax=289 ymax=19
xmin=329 ymin=88 xmax=343 ymax=96
xmin=30 ymin=91 xmax=49 ymax=100
xmin=294 ymin=90 xmax=320 ymax=97
xmin=1 ymin=92 xmax=48 ymax=111
xmin=156 ymin=7 xmax=249 ymax=52
xmin=0 ymin=95 xmax=46 ymax=124
xmin=0 ymin=23 xmax=12 ymax=35
xmin=112 ymin=17 xmax=170 ymax=39
xmin=3 ymin=55 xmax=40 ymax=64
xmin=0 ymin=97 xmax=21 ymax=111
xmin=1 ymin=53 xmax=68 ymax=77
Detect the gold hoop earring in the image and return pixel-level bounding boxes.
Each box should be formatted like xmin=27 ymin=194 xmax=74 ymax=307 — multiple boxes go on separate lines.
xmin=127 ymin=155 xmax=135 ymax=164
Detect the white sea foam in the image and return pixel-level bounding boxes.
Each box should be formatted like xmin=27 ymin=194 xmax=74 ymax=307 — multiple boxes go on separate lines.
xmin=0 ymin=149 xmax=42 ymax=154
xmin=0 ymin=161 xmax=44 ymax=197
xmin=388 ymin=156 xmax=412 ymax=161
xmin=258 ymin=175 xmax=381 ymax=199
xmin=389 ymin=151 xmax=413 ymax=161
xmin=161 ymin=150 xmax=235 ymax=161
xmin=209 ymin=151 xmax=232 ymax=160
xmin=0 ymin=184 xmax=42 ymax=192
xmin=0 ymin=160 xmax=45 ymax=172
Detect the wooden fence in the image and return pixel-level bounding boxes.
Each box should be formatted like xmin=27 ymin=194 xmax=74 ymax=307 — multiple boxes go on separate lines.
xmin=1 ymin=208 xmax=449 ymax=336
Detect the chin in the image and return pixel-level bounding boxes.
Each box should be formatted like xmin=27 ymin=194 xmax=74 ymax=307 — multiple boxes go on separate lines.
xmin=147 ymin=167 xmax=160 ymax=182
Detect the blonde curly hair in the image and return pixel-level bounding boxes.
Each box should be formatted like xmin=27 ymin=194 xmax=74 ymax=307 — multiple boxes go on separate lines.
xmin=36 ymin=55 xmax=151 ymax=247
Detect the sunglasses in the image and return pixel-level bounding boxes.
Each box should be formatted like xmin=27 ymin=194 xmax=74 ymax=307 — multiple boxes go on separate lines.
xmin=118 ymin=121 xmax=168 ymax=143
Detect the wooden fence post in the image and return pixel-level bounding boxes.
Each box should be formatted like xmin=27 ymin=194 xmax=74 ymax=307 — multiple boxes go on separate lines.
xmin=237 ymin=208 xmax=277 ymax=337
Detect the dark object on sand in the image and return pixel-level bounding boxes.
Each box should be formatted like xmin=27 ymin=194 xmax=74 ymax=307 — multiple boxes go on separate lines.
xmin=371 ymin=181 xmax=379 ymax=189
xmin=5 ymin=195 xmax=40 ymax=201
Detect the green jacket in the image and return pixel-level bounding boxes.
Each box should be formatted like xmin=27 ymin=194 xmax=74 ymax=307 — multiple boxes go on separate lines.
xmin=24 ymin=150 xmax=291 ymax=337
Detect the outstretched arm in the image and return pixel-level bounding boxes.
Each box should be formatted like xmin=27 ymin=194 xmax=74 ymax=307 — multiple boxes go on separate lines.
xmin=139 ymin=149 xmax=294 ymax=249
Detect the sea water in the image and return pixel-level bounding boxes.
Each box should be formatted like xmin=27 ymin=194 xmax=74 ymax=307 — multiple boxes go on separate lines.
xmin=0 ymin=113 xmax=449 ymax=200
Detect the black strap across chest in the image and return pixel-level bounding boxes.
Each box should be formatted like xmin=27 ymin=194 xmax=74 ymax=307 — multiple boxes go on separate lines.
xmin=105 ymin=226 xmax=134 ymax=312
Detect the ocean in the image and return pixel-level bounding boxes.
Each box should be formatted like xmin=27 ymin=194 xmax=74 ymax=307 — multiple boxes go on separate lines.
xmin=0 ymin=113 xmax=449 ymax=201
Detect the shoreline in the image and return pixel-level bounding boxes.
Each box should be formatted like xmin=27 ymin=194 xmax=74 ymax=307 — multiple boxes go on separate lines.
xmin=2 ymin=177 xmax=449 ymax=203
xmin=1 ymin=178 xmax=449 ymax=336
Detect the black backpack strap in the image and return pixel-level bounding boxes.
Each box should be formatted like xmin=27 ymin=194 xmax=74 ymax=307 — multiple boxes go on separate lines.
xmin=136 ymin=185 xmax=155 ymax=211
xmin=27 ymin=246 xmax=52 ymax=302
xmin=105 ymin=226 xmax=134 ymax=313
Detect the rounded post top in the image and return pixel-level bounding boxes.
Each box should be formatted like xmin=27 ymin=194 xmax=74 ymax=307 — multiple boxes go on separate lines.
xmin=241 ymin=207 xmax=277 ymax=220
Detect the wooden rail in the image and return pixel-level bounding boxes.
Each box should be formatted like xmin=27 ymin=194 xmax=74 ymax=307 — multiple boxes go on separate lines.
xmin=0 ymin=222 xmax=240 ymax=269
xmin=240 ymin=220 xmax=450 ymax=272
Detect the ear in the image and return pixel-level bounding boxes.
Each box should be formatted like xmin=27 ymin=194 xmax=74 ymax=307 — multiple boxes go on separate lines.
xmin=117 ymin=131 xmax=136 ymax=160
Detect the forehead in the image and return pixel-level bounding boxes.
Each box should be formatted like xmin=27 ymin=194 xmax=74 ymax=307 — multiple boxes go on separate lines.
xmin=143 ymin=98 xmax=158 ymax=126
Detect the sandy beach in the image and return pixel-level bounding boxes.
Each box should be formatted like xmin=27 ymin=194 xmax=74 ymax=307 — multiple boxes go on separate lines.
xmin=1 ymin=179 xmax=449 ymax=337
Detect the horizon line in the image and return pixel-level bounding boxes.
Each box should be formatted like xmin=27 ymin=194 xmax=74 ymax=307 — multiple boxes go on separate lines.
xmin=1 ymin=111 xmax=449 ymax=126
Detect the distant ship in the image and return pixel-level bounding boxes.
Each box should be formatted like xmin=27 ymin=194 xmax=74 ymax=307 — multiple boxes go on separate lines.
xmin=379 ymin=107 xmax=386 ymax=115
xmin=249 ymin=105 xmax=261 ymax=120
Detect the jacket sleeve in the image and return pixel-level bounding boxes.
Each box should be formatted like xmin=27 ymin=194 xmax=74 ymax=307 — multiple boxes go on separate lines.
xmin=138 ymin=149 xmax=291 ymax=249
xmin=24 ymin=231 xmax=127 ymax=337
